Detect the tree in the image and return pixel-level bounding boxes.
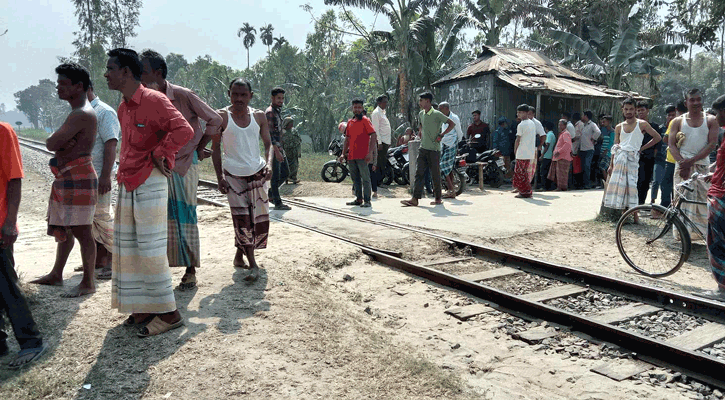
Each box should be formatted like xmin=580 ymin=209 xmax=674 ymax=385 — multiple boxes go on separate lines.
xmin=462 ymin=0 xmax=533 ymax=47
xmin=14 ymin=86 xmax=42 ymax=129
xmin=548 ymin=6 xmax=686 ymax=92
xmin=104 ymin=0 xmax=142 ymax=48
xmin=237 ymin=23 xmax=257 ymax=69
xmin=166 ymin=52 xmax=189 ymax=82
xmin=260 ymin=24 xmax=274 ymax=54
xmin=15 ymin=121 xmax=22 ymax=129
xmin=272 ymin=35 xmax=288 ymax=51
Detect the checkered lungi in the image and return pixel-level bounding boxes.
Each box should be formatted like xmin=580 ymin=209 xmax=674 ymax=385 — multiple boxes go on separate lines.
xmin=513 ymin=159 xmax=535 ymax=197
xmin=602 ymin=145 xmax=639 ymax=210
xmin=112 ymin=168 xmax=176 ymax=314
xmin=167 ymin=163 xmax=200 ymax=268
xmin=47 ymin=156 xmax=98 ymax=242
xmin=708 ymin=196 xmax=725 ymax=289
xmin=225 ymin=168 xmax=270 ymax=250
xmin=439 ymin=143 xmax=457 ymax=177
xmin=548 ymin=159 xmax=571 ymax=190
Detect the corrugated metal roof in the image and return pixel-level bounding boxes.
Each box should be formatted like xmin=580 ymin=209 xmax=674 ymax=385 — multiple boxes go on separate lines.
xmin=433 ymin=46 xmax=646 ymax=99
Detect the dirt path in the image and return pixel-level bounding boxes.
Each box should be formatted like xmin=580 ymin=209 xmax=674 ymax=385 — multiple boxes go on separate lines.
xmin=0 ymin=150 xmax=711 ymax=399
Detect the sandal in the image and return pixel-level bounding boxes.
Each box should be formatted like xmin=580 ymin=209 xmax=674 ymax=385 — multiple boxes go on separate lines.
xmin=138 ymin=316 xmax=184 ymax=338
xmin=177 ymin=273 xmax=197 ymax=290
xmin=96 ymin=267 xmax=112 ymax=280
xmin=123 ymin=314 xmax=153 ymax=326
xmin=8 ymin=344 xmax=47 ymax=370
xmin=400 ymin=200 xmax=417 ymax=207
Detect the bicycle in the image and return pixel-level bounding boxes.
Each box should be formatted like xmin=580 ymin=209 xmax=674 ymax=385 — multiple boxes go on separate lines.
xmin=615 ymin=173 xmax=708 ymax=277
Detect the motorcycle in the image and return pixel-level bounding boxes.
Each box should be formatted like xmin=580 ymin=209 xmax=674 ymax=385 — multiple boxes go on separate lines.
xmin=441 ymin=155 xmax=468 ymax=196
xmin=387 ymin=144 xmax=410 ymax=185
xmin=320 ymin=136 xmax=349 ymax=183
xmin=458 ymin=141 xmax=505 ymax=188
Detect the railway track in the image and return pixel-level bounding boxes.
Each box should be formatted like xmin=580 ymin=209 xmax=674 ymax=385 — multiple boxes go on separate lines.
xmin=197 ymin=177 xmax=725 ymax=391
xmin=20 ymin=136 xmax=725 ymax=391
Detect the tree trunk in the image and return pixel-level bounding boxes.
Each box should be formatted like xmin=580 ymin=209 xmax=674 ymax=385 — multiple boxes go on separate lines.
xmin=112 ymin=0 xmax=126 ymax=48
xmin=720 ymin=24 xmax=724 ymax=92
xmin=689 ymin=44 xmax=693 ymax=85
xmin=247 ymin=48 xmax=250 ymax=70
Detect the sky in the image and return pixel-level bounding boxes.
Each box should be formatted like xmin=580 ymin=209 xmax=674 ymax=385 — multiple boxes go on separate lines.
xmin=0 ymin=0 xmax=389 ymax=109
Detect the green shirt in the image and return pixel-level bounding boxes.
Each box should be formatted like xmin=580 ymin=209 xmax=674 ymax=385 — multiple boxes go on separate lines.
xmin=418 ymin=108 xmax=449 ymax=151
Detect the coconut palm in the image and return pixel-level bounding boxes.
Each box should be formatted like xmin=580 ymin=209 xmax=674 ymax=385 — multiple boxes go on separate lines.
xmin=548 ymin=7 xmax=687 ymax=91
xmin=260 ymin=24 xmax=274 ymax=54
xmin=272 ymin=35 xmax=289 ymax=51
xmin=237 ymin=23 xmax=257 ymax=69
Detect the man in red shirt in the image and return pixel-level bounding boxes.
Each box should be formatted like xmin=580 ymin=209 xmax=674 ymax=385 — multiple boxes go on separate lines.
xmin=105 ymin=48 xmax=193 ymax=337
xmin=0 ymin=122 xmax=45 ymax=368
xmin=339 ymin=99 xmax=377 ymax=208
xmin=700 ymin=95 xmax=725 ymax=300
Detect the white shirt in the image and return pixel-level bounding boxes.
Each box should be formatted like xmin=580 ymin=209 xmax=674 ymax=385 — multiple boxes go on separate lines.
xmin=515 ymin=119 xmax=537 ymax=160
xmin=441 ymin=112 xmax=463 ymax=148
xmin=370 ymin=106 xmax=392 ymax=145
xmin=579 ymin=120 xmax=601 ymax=151
xmin=566 ymin=121 xmax=576 ymax=138
xmin=532 ymin=117 xmax=546 ymax=137
xmin=90 ymin=97 xmax=121 ymax=177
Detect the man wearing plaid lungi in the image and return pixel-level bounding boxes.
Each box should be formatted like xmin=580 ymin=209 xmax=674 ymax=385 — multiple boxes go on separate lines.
xmin=438 ymin=103 xmax=464 ymax=199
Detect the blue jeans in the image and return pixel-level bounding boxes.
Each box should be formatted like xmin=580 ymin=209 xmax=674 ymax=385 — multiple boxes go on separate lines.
xmin=659 ymin=162 xmax=676 ymax=207
xmin=651 ymin=162 xmax=667 ymax=202
xmin=579 ymin=150 xmax=594 ymax=188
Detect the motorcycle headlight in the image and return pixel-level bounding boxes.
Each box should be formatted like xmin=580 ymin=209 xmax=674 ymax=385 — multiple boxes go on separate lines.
xmin=329 ymin=150 xmax=334 ymax=155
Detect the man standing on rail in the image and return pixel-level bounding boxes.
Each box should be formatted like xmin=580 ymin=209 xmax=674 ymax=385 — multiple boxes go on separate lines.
xmin=79 ymin=81 xmax=119 ymax=281
xmin=266 ymin=87 xmax=291 ymax=211
xmin=140 ymin=49 xmax=223 ymax=290
xmin=31 ymin=63 xmax=99 ymax=298
xmin=0 ymin=121 xmax=46 ymax=368
xmin=699 ymin=94 xmax=725 ymax=300
xmin=602 ymin=98 xmax=661 ymax=223
xmin=106 ymin=48 xmax=192 ymax=337
xmin=668 ymin=89 xmax=719 ymax=241
xmin=212 ymin=78 xmax=273 ymax=281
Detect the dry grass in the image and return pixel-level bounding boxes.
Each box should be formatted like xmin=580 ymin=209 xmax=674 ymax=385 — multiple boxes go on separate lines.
xmin=15 ymin=128 xmax=49 ymax=141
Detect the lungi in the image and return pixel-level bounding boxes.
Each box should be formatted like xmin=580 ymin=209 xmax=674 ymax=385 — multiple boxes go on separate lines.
xmin=439 ymin=143 xmax=457 ymax=177
xmin=225 ymin=169 xmax=270 ymax=250
xmin=513 ymin=159 xmax=535 ymax=197
xmin=112 ymin=169 xmax=176 ymax=314
xmin=548 ymin=160 xmax=571 ymax=190
xmin=92 ymin=191 xmax=114 ymax=252
xmin=167 ymin=163 xmax=200 ymax=268
xmin=674 ymin=163 xmax=710 ymax=241
xmin=47 ymin=156 xmax=98 ymax=242
xmin=708 ymin=196 xmax=725 ymax=289
xmin=602 ymin=146 xmax=639 ymax=210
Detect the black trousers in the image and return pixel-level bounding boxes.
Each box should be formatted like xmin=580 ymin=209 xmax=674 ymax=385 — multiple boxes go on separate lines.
xmin=374 ymin=143 xmax=390 ymax=186
xmin=638 ymin=156 xmax=656 ymax=205
xmin=413 ymin=148 xmax=441 ymax=200
xmin=268 ymin=157 xmax=289 ymax=206
xmin=0 ymin=245 xmax=42 ymax=351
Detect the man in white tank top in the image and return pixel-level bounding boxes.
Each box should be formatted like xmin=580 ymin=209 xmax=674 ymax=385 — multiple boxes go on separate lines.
xmin=667 ymin=88 xmax=720 ymax=240
xmin=602 ymin=98 xmax=661 ymax=222
xmin=211 ymin=79 xmax=274 ymax=282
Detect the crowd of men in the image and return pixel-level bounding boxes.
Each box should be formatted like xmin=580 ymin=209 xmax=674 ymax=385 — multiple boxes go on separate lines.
xmin=0 ymin=48 xmax=286 ymax=368
xmin=1 ymin=45 xmax=725 ymax=370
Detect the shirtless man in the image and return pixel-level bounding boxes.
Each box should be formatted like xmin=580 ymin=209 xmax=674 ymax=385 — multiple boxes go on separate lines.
xmin=602 ymin=98 xmax=661 ymax=223
xmin=212 ymin=79 xmax=273 ymax=282
xmin=31 ymin=63 xmax=98 ymax=297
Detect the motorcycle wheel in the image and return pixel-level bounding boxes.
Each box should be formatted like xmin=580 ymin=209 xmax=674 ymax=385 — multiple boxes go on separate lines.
xmin=394 ymin=169 xmax=407 ymax=185
xmin=381 ymin=167 xmax=394 ymax=186
xmin=487 ymin=165 xmax=504 ymax=188
xmin=321 ymin=161 xmax=348 ymax=183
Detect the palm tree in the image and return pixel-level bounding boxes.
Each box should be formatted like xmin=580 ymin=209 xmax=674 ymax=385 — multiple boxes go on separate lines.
xmin=272 ymin=35 xmax=288 ymax=51
xmin=548 ymin=7 xmax=687 ymax=92
xmin=237 ymin=23 xmax=257 ymax=69
xmin=324 ymin=0 xmax=466 ymax=123
xmin=260 ymin=24 xmax=274 ymax=54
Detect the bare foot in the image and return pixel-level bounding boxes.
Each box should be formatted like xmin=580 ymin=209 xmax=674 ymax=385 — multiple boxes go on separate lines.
xmin=244 ymin=266 xmax=260 ymax=282
xmin=60 ymin=283 xmax=96 ymax=298
xmin=30 ymin=274 xmax=63 ymax=287
xmin=234 ymin=252 xmax=250 ymax=269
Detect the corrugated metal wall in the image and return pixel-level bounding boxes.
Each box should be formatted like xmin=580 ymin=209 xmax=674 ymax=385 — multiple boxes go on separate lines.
xmin=437 ymin=75 xmax=496 ymax=127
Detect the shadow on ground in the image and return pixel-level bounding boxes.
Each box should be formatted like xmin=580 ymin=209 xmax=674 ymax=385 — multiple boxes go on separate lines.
xmin=74 ymin=268 xmax=269 ymax=400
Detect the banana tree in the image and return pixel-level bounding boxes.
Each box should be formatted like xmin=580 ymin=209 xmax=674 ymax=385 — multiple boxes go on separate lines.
xmin=548 ymin=8 xmax=687 ymax=92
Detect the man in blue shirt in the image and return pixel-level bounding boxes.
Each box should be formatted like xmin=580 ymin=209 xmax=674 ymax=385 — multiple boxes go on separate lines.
xmin=539 ymin=121 xmax=556 ymax=190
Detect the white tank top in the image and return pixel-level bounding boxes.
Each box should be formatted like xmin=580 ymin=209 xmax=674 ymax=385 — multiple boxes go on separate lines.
xmin=222 ymin=106 xmax=266 ymax=176
xmin=679 ymin=113 xmax=710 ymax=166
xmin=619 ymin=120 xmax=644 ymax=152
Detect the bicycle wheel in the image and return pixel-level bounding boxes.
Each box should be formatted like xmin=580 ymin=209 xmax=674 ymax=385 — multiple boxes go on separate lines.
xmin=615 ymin=204 xmax=691 ymax=277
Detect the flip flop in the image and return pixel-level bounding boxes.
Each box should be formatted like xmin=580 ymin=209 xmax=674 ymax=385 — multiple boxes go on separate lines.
xmin=430 ymin=201 xmax=443 ymax=205
xmin=177 ymin=273 xmax=197 ymax=290
xmin=442 ymin=193 xmax=456 ymax=199
xmin=400 ymin=200 xmax=417 ymax=207
xmin=137 ymin=316 xmax=184 ymax=338
xmin=8 ymin=344 xmax=47 ymax=370
xmin=96 ymin=268 xmax=112 ymax=280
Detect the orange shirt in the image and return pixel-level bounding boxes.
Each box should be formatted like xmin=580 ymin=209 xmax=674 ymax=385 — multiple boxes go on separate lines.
xmin=0 ymin=122 xmax=24 ymax=228
xmin=116 ymin=85 xmax=194 ymax=191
